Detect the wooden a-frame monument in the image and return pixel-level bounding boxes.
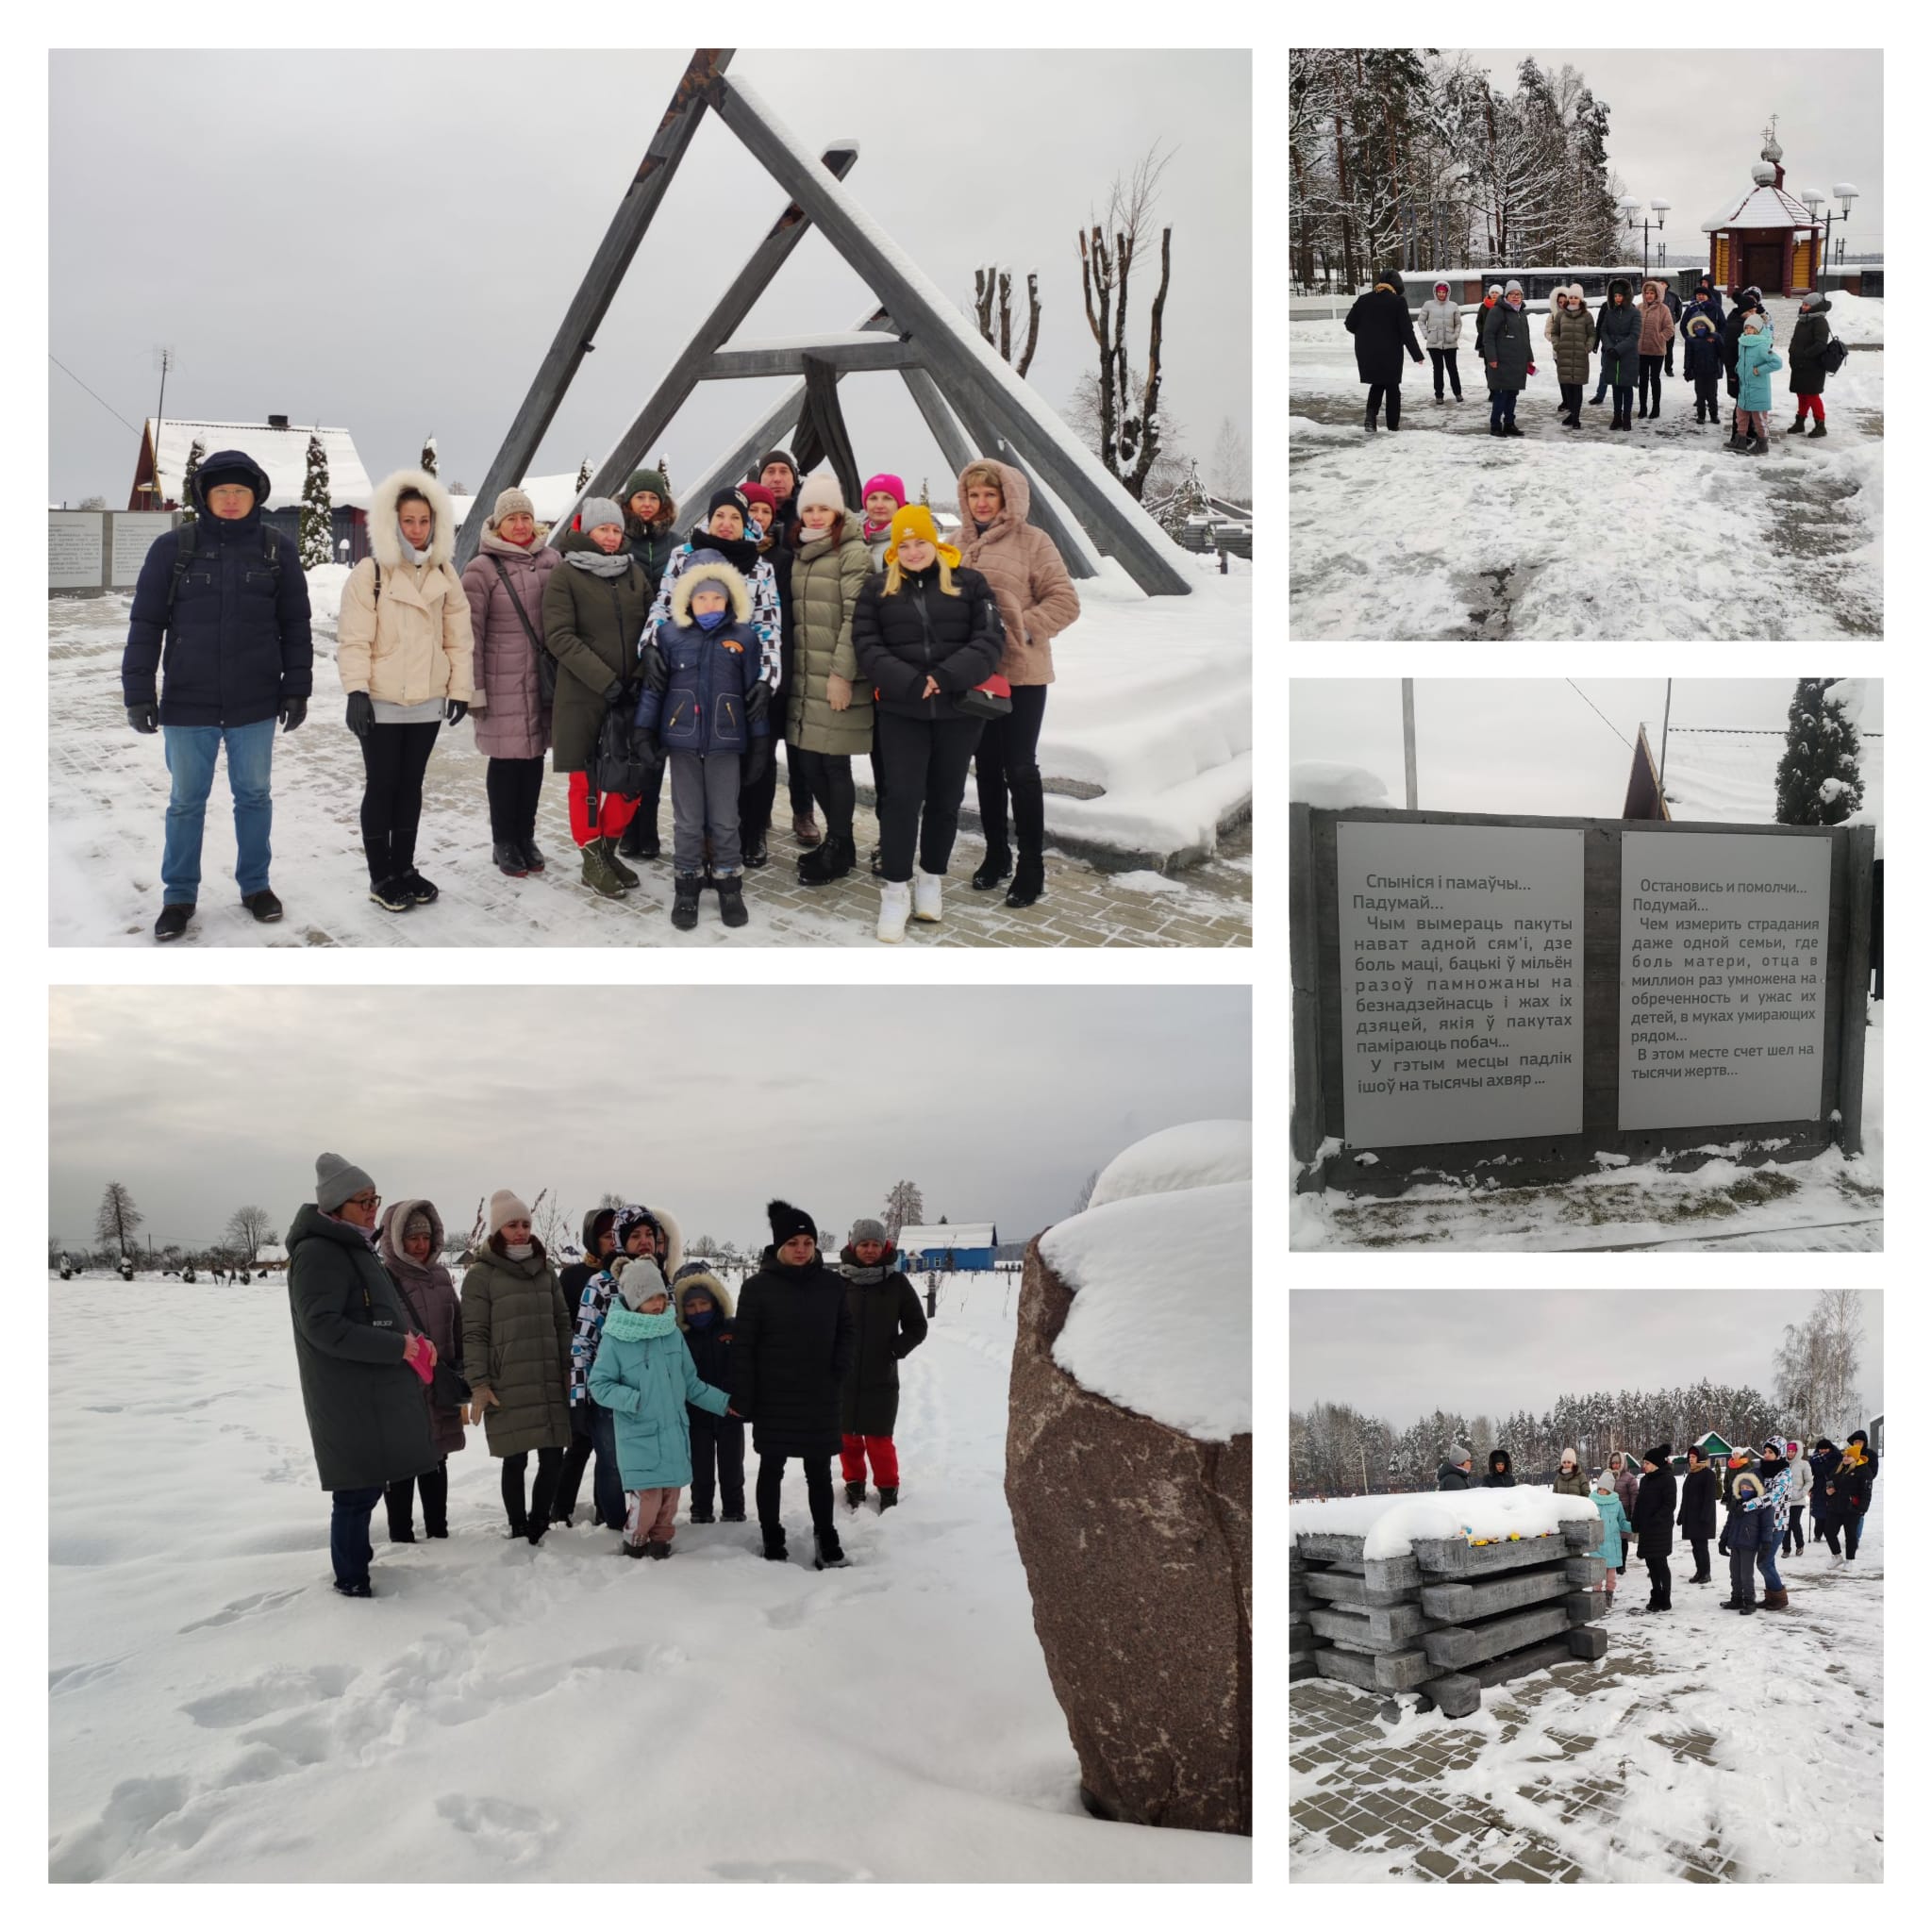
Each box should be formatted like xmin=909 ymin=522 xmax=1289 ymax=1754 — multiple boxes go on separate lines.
xmin=455 ymin=48 xmax=1191 ymax=597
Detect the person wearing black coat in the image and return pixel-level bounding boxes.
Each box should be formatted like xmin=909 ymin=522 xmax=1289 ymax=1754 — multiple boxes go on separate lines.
xmin=837 ymin=1221 xmax=928 ymax=1509
xmin=1588 ymin=294 xmax=1616 ymax=406
xmin=675 ymin=1264 xmax=745 ymax=1523
xmin=1661 ymin=284 xmax=1682 ymax=375
xmin=551 ymin=1207 xmax=622 ymax=1530
xmin=285 ymin=1153 xmax=440 ymax=1599
xmin=1631 ymin=1443 xmax=1677 ymax=1611
xmin=1833 ymin=1429 xmax=1879 ymax=1561
xmin=1437 ymin=1444 xmax=1474 ymax=1491
xmin=1343 ymin=269 xmax=1425 ymax=432
xmin=1676 ymin=1445 xmax=1719 ymax=1584
xmin=850 ymin=514 xmax=1007 ymax=932
xmin=1481 ymin=1448 xmax=1516 ymax=1488
xmin=1807 ymin=1438 xmax=1840 ymax=1544
xmin=1785 ymin=292 xmax=1834 ymax=439
xmin=121 ymin=448 xmax=314 ymax=941
xmin=731 ymin=1201 xmax=857 ymax=1567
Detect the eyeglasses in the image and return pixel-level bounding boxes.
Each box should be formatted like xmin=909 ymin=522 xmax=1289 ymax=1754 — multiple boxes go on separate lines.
xmin=346 ymin=1192 xmax=381 ymax=1210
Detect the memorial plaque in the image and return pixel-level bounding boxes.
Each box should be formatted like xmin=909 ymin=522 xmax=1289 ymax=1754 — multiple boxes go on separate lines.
xmin=111 ymin=513 xmax=175 ymax=588
xmin=1620 ymin=831 xmax=1831 ymax=1130
xmin=1338 ymin=822 xmax=1585 ymax=1147
xmin=48 ymin=513 xmax=104 ymax=591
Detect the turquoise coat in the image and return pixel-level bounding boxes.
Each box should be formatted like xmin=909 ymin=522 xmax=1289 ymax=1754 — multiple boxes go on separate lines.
xmin=1735 ymin=331 xmax=1785 ymax=412
xmin=588 ymin=1306 xmax=731 ymax=1489
xmin=1590 ymin=1488 xmax=1632 ymax=1566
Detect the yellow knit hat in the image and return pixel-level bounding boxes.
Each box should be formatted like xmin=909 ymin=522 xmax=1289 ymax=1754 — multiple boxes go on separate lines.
xmin=885 ymin=504 xmax=960 ymax=568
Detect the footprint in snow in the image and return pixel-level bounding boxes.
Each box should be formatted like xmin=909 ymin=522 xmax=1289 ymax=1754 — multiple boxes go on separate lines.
xmin=436 ymin=1793 xmax=558 ymax=1864
xmin=177 ymin=1662 xmax=358 ymax=1728
xmin=48 ymin=1774 xmax=195 ymax=1884
xmin=176 ymin=1586 xmax=304 ymax=1633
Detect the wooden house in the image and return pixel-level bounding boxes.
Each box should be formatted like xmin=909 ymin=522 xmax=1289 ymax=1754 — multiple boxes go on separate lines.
xmin=1701 ymin=126 xmax=1824 ymax=297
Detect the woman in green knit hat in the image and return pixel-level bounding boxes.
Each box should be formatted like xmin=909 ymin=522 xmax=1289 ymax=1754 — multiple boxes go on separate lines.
xmin=618 ymin=468 xmax=680 ymax=863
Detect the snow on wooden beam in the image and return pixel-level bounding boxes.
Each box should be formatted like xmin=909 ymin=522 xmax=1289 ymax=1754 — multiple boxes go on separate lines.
xmin=700 ymin=338 xmax=921 ymax=379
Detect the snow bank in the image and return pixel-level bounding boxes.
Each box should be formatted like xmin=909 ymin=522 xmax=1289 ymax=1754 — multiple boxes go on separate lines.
xmin=1290 ymin=762 xmax=1390 ymax=808
xmin=1041 ymin=1178 xmax=1250 ymax=1441
xmin=1818 ymin=291 xmax=1883 ymax=344
xmin=303 ymin=562 xmax=351 ymax=632
xmin=1289 ymin=1485 xmax=1598 ymax=1558
xmin=1090 ymin=1120 xmax=1251 ymax=1208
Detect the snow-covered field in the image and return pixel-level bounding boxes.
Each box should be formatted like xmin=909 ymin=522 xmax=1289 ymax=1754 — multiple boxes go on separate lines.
xmin=1292 ymin=1488 xmax=1883 ymax=1883
xmin=47 ymin=1269 xmax=1248 ymax=1884
xmin=48 ymin=552 xmax=1250 ymax=947
xmin=1289 ymin=296 xmax=1883 ymax=640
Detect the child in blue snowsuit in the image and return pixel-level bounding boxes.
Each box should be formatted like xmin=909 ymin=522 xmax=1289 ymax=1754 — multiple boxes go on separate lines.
xmin=634 ymin=550 xmax=770 ymax=932
xmin=1591 ymin=1471 xmax=1633 ymax=1607
xmin=1682 ymin=311 xmax=1726 ymax=427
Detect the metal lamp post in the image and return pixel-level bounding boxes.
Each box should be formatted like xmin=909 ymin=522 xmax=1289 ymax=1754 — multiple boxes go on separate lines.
xmin=1619 ymin=195 xmax=1670 ymax=277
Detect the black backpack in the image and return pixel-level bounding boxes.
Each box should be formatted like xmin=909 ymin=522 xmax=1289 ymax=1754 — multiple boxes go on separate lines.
xmin=1820 ymin=334 xmax=1850 ymax=375
xmin=591 ymin=699 xmax=658 ymax=802
xmin=164 ymin=517 xmax=281 ymax=619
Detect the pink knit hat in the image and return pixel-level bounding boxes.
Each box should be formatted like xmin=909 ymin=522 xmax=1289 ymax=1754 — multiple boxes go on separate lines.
xmin=860 ymin=473 xmax=906 ymax=509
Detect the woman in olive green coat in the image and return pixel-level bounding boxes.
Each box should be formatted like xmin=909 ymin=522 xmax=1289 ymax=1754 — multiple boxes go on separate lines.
xmin=460 ymin=1190 xmax=574 ymax=1543
xmin=786 ymin=475 xmax=875 ymax=886
xmin=540 ymin=501 xmax=657 ymax=898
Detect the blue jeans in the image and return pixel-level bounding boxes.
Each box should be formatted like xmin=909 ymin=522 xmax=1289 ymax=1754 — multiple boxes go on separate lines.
xmin=330 ymin=1484 xmax=384 ymax=1589
xmin=590 ymin=1398 xmax=625 ymax=1530
xmin=1490 ymin=388 xmax=1517 ymax=428
xmin=161 ymin=718 xmax=275 ymax=904
xmin=1757 ymin=1543 xmax=1784 ymax=1592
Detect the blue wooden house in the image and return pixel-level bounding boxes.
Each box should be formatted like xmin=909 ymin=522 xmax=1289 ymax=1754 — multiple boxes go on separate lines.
xmin=895 ymin=1223 xmax=998 ymax=1273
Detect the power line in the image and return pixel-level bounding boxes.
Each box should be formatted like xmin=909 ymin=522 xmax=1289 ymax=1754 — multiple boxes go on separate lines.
xmin=1566 ymin=679 xmax=1632 ymax=752
xmin=49 ymin=353 xmax=141 ymax=433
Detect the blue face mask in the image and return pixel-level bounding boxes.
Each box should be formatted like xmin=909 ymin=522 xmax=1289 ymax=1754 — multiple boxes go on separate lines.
xmin=685 ymin=1307 xmax=715 ymax=1327
xmin=694 ymin=608 xmax=727 ymax=631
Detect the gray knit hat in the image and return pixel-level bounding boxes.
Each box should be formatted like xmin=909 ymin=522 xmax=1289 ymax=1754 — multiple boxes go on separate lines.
xmin=578 ymin=496 xmax=625 ymax=534
xmin=849 ymin=1217 xmax=890 ymax=1248
xmin=316 ymin=1151 xmax=375 ymax=1213
xmin=1799 ymin=290 xmax=1825 ymax=309
xmin=1448 ymin=1442 xmax=1472 ymax=1465
xmin=489 ymin=486 xmax=536 ymax=529
xmin=619 ymin=1257 xmax=669 ymax=1311
xmin=1504 ymin=278 xmax=1524 ymax=296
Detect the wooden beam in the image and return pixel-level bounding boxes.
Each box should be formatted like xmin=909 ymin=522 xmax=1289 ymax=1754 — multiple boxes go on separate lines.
xmin=458 ymin=48 xmax=732 ymax=565
xmin=895 ymin=365 xmax=977 ymax=485
xmin=709 ymin=72 xmax=1191 ymax=596
xmin=699 ymin=338 xmax=919 ymax=380
xmin=547 ymin=142 xmax=860 ymax=544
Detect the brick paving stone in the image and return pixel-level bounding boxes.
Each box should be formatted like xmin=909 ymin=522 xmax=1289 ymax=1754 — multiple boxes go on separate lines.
xmin=1414 ymin=1847 xmax=1457 ymax=1879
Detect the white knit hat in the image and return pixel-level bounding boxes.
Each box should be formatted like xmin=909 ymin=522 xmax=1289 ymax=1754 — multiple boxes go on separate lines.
xmin=488 ymin=1189 xmax=532 ymax=1237
xmin=489 ymin=487 xmax=536 ymax=529
xmin=797 ymin=472 xmax=845 ymax=516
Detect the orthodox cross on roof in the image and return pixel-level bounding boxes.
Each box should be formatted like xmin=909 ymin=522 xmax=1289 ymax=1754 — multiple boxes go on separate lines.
xmin=1760 ymin=114 xmax=1783 ymax=162
xmin=458 ymin=47 xmax=1188 ymax=594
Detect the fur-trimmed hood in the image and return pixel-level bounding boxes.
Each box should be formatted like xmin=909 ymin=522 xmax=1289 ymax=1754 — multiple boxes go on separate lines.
xmin=673 ymin=1266 xmax=736 ymax=1325
xmin=956 ymin=458 xmax=1033 ymax=535
xmin=369 ymin=467 xmax=458 ymax=571
xmin=669 ymin=552 xmax=752 ymax=626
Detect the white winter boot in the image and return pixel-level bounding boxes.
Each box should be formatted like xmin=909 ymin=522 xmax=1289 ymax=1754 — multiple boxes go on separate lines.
xmin=912 ymin=869 xmax=944 ymax=923
xmin=876 ymin=879 xmax=912 ymax=943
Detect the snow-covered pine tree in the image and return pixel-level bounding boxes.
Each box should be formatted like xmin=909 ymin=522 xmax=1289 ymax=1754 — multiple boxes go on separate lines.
xmin=420 ymin=434 xmax=438 ymax=477
xmin=179 ymin=437 xmax=207 ymax=521
xmin=1774 ymin=678 xmax=1865 ymax=826
xmin=299 ymin=434 xmax=333 ymax=570
xmin=576 ymin=456 xmax=591 ymax=491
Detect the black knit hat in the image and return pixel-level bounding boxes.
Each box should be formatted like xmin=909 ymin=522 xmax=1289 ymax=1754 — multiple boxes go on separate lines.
xmin=1643 ymin=1442 xmax=1672 ymax=1467
xmin=708 ymin=485 xmax=751 ymax=525
xmin=756 ymin=449 xmax=798 ymax=485
xmin=766 ymin=1198 xmax=817 ymax=1247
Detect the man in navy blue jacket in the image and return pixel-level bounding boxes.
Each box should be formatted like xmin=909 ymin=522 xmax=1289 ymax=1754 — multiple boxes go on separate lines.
xmin=122 ymin=449 xmax=312 ymax=941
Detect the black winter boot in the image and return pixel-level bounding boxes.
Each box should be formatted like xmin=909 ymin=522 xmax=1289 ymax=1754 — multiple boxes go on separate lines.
xmin=761 ymin=1525 xmax=789 ymax=1561
xmin=671 ymin=872 xmax=703 ymax=931
xmin=154 ymin=903 xmax=195 ymax=941
xmin=845 ymin=1479 xmax=866 ymax=1508
xmin=1808 ymin=422 xmax=1827 ymax=439
xmin=798 ymin=834 xmax=855 ymax=885
xmin=1005 ymin=774 xmax=1046 ymax=908
xmin=646 ymin=1540 xmax=673 ymax=1560
xmin=877 ymin=1487 xmax=898 ymax=1511
xmin=619 ymin=814 xmax=658 ymax=861
xmin=518 ymin=837 xmax=546 ymax=873
xmin=972 ymin=845 xmax=1012 ymax=891
xmin=813 ymin=1529 xmax=851 ymax=1570
xmin=1788 ymin=416 xmax=1807 ymax=434
xmin=715 ymin=874 xmax=749 ymax=928
xmin=741 ymin=827 xmax=770 ymax=868
xmin=492 ymin=840 xmax=530 ymax=876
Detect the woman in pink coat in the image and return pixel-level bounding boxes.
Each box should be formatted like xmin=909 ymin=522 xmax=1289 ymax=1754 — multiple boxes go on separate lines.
xmin=460 ymin=487 xmax=561 ymax=877
xmin=950 ymin=460 xmax=1080 ymax=911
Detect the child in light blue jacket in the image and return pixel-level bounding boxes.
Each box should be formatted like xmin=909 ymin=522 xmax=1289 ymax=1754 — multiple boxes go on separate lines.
xmin=588 ymin=1258 xmax=735 ymax=1557
xmin=1591 ymin=1470 xmax=1633 ymax=1607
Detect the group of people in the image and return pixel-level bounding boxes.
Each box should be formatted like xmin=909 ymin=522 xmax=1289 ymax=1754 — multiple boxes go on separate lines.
xmin=285 ymin=1157 xmax=929 ymax=1597
xmin=1437 ymin=1431 xmax=1878 ymax=1617
xmin=1347 ymin=268 xmax=1840 ymax=452
xmin=121 ymin=447 xmax=1080 ymax=944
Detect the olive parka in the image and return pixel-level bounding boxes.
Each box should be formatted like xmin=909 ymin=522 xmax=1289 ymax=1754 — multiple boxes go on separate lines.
xmin=285 ymin=1202 xmax=439 ymax=1492
xmin=838 ymin=1247 xmax=929 ymax=1437
xmin=784 ymin=523 xmax=876 ymax=757
xmin=460 ymin=1240 xmax=573 ymax=1457
xmin=540 ymin=533 xmax=655 ymax=775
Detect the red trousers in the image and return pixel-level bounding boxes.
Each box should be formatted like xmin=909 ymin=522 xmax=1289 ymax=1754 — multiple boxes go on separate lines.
xmin=567 ymin=770 xmax=638 ymax=845
xmin=841 ymin=1434 xmax=898 ymax=1487
xmin=1796 ymin=392 xmax=1824 ymax=423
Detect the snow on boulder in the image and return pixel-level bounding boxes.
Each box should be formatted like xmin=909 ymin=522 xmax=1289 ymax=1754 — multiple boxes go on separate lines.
xmin=1290 ymin=762 xmax=1390 ymax=808
xmin=1088 ymin=1118 xmax=1251 ymax=1208
xmin=1290 ymin=1485 xmax=1598 ymax=1559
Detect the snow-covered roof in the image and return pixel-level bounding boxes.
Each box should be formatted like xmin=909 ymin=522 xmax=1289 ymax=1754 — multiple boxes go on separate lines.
xmin=1702 ymin=182 xmax=1822 ymax=233
xmin=897 ymin=1224 xmax=995 ymax=1250
xmin=144 ymin=419 xmax=375 ymax=511
xmin=1661 ymin=708 xmax=1883 ymax=859
xmin=1289 ymin=1486 xmax=1598 ymax=1558
xmin=447 ymin=473 xmax=591 ymax=529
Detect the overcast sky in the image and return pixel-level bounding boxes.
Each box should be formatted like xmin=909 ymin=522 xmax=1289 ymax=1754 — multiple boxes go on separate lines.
xmin=1291 ymin=1289 xmax=1884 ymax=1425
xmin=47 ymin=987 xmax=1249 ymax=1254
xmin=1289 ymin=678 xmax=1884 ymax=817
xmin=1457 ymin=49 xmax=1882 ymax=263
xmin=47 ymin=49 xmax=1250 ymax=507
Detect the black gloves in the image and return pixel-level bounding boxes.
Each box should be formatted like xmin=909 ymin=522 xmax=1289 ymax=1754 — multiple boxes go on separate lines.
xmin=640 ymin=730 xmax=662 ymax=762
xmin=126 ymin=703 xmax=159 ymax=734
xmin=741 ymin=737 xmax=771 ymax=786
xmin=279 ymin=695 xmax=307 ymax=733
xmin=602 ymin=679 xmax=626 ymax=706
xmin=745 ymin=680 xmax=771 ymax=724
xmin=345 ymin=691 xmax=375 ymax=740
xmin=639 ymin=646 xmax=670 ymax=695
xmin=444 ymin=699 xmax=469 ymax=726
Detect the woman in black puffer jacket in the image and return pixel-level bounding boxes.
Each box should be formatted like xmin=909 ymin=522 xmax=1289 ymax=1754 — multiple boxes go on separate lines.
xmin=851 ymin=506 xmax=1005 ymax=942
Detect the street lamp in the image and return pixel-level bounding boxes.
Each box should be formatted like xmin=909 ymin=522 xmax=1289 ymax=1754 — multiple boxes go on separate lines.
xmin=1618 ymin=195 xmax=1670 ymax=278
xmin=1800 ymin=184 xmax=1860 ymax=284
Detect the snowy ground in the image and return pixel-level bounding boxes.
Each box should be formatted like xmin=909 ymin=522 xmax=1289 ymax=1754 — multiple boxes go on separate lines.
xmin=1290 ymin=295 xmax=1883 ymax=640
xmin=1293 ymin=989 xmax=1881 ymax=1253
xmin=49 ymin=553 xmax=1250 ymax=948
xmin=1291 ymin=1491 xmax=1883 ymax=1883
xmin=46 ymin=1270 xmax=1248 ymax=1884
